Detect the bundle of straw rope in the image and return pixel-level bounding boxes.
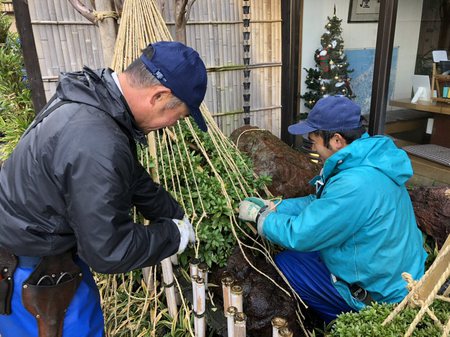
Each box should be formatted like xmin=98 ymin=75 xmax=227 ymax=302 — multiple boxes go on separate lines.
xmin=98 ymin=0 xmax=309 ymax=336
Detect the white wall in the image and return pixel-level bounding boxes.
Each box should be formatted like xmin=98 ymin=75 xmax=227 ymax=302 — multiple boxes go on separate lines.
xmin=392 ymin=0 xmax=423 ymax=100
xmin=300 ymin=0 xmax=423 ymax=110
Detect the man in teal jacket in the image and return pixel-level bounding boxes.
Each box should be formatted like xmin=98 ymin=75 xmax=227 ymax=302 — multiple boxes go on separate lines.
xmin=238 ymin=96 xmax=427 ymax=322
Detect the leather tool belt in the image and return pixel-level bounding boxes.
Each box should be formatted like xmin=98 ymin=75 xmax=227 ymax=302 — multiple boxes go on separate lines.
xmin=0 ymin=247 xmax=83 ymax=337
xmin=22 ymin=250 xmax=83 ymax=337
xmin=0 ymin=247 xmax=18 ymax=315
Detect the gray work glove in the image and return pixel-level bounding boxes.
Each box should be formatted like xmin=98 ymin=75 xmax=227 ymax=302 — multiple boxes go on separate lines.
xmin=173 ymin=216 xmax=196 ymax=254
xmin=238 ymin=197 xmax=274 ymax=237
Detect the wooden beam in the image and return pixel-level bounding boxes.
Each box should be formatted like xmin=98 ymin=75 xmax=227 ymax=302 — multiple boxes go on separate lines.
xmin=280 ymin=0 xmax=302 ymax=145
xmin=368 ymin=0 xmax=398 ymax=136
xmin=11 ymin=0 xmax=46 ymax=114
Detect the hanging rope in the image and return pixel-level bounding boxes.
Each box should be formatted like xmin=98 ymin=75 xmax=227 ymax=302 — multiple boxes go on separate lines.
xmin=92 ymin=10 xmax=119 ymax=22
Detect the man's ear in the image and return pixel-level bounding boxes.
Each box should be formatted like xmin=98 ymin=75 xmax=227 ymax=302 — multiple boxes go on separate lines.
xmin=332 ymin=133 xmax=348 ymax=150
xmin=149 ymin=85 xmax=171 ymax=105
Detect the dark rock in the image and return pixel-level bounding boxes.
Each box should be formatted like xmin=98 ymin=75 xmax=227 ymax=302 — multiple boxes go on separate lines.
xmin=230 ymin=125 xmax=320 ymax=198
xmin=210 ymin=246 xmax=310 ymax=337
xmin=409 ymin=186 xmax=450 ymax=249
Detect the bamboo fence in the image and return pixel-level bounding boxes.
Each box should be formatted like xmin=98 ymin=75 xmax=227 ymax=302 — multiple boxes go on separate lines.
xmin=17 ymin=0 xmax=283 ymax=137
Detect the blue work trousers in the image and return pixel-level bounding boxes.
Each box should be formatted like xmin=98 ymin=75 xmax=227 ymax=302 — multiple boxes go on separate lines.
xmin=0 ymin=256 xmax=104 ymax=337
xmin=275 ymin=250 xmax=354 ymax=323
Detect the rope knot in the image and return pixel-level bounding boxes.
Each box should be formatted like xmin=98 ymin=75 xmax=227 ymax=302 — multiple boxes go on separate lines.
xmin=93 ymin=10 xmax=119 ymax=22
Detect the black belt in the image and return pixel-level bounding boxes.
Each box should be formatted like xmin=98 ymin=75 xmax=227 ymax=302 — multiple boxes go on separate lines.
xmin=334 ymin=274 xmax=375 ymax=306
xmin=349 ymin=284 xmax=374 ymax=305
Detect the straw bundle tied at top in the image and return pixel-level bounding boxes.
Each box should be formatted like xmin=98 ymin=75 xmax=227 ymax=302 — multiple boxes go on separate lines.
xmin=100 ymin=0 xmax=310 ymax=335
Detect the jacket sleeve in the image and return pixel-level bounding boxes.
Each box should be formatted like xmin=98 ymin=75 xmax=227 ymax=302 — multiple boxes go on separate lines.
xmin=275 ymin=195 xmax=316 ymax=215
xmin=54 ymin=121 xmax=180 ymax=274
xmin=131 ymin=163 xmax=184 ymax=220
xmin=262 ymin=172 xmax=368 ymax=251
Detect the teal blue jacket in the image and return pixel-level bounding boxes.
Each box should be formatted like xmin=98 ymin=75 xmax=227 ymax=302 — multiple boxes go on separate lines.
xmin=263 ymin=133 xmax=427 ymax=310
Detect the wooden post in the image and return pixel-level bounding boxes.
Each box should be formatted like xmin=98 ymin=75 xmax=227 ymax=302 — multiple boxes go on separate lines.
xmin=368 ymin=0 xmax=398 ymax=136
xmin=95 ymin=0 xmax=117 ymax=67
xmin=11 ymin=0 xmax=46 ymax=113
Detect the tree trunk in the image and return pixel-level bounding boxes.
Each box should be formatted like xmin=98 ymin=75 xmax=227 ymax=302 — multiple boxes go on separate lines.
xmin=96 ymin=0 xmax=117 ymax=67
xmin=230 ymin=125 xmax=320 ymax=198
xmin=409 ymin=186 xmax=450 ymax=249
xmin=174 ymin=0 xmax=187 ymax=43
xmin=174 ymin=0 xmax=197 ymax=43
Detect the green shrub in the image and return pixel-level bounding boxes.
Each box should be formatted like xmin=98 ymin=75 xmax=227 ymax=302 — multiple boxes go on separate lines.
xmin=329 ymin=301 xmax=450 ymax=337
xmin=0 ymin=13 xmax=11 ymax=44
xmin=0 ymin=33 xmax=35 ymax=159
xmin=154 ymin=122 xmax=271 ymax=268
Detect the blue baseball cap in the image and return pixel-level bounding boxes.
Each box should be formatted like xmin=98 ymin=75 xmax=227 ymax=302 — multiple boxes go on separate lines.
xmin=288 ymin=96 xmax=362 ymax=135
xmin=140 ymin=41 xmax=208 ymax=131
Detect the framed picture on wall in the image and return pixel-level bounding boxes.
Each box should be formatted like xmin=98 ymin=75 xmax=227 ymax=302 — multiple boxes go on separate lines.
xmin=348 ymin=0 xmax=380 ymax=23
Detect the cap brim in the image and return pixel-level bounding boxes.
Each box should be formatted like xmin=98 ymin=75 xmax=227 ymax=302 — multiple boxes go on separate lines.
xmin=189 ymin=106 xmax=207 ymax=132
xmin=288 ymin=120 xmax=317 ymax=135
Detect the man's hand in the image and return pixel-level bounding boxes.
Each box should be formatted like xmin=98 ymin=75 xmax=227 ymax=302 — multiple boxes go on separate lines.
xmin=239 ymin=197 xmax=276 ymax=237
xmin=245 ymin=197 xmax=278 ymax=210
xmin=238 ymin=198 xmax=268 ymax=222
xmin=173 ymin=216 xmax=196 ymax=254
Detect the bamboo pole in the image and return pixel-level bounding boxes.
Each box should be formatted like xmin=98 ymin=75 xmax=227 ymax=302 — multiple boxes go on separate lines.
xmin=191 ymin=275 xmax=198 ymax=333
xmin=221 ymin=272 xmax=234 ymax=314
xmin=226 ymin=306 xmax=237 ymax=337
xmin=278 ymin=327 xmax=293 ymax=337
xmin=194 ymin=276 xmax=206 ymax=337
xmin=190 ymin=258 xmax=200 ymax=278
xmin=161 ymin=258 xmax=177 ymax=318
xmin=230 ymin=284 xmax=243 ymax=312
xmin=234 ymin=312 xmax=247 ymax=337
xmin=169 ymin=254 xmax=181 ymax=305
xmin=271 ymin=317 xmax=288 ymax=337
xmin=198 ymin=262 xmax=208 ymax=289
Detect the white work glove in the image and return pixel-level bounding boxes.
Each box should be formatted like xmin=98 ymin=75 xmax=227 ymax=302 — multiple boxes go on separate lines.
xmin=173 ymin=216 xmax=196 ymax=255
xmin=238 ymin=197 xmax=274 ymax=236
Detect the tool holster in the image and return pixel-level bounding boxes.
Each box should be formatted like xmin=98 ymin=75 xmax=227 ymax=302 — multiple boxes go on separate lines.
xmin=22 ymin=251 xmax=83 ymax=337
xmin=0 ymin=247 xmax=18 ymax=315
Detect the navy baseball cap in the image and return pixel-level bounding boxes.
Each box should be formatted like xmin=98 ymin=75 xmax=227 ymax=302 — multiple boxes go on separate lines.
xmin=140 ymin=41 xmax=208 ymax=131
xmin=288 ymin=96 xmax=362 ymax=135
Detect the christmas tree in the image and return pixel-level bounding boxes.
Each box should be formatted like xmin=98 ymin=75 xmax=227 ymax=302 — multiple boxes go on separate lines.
xmin=301 ymin=6 xmax=354 ymax=110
